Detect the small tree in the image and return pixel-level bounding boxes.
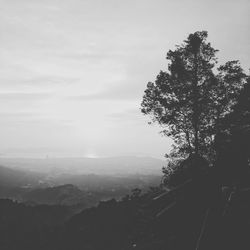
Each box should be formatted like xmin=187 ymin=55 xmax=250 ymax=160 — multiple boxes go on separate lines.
xmin=141 ymin=31 xmax=247 ymax=160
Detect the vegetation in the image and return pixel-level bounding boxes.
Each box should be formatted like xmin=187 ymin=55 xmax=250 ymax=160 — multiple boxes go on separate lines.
xmin=141 ymin=31 xmax=249 ymax=188
xmin=141 ymin=31 xmax=247 ymax=161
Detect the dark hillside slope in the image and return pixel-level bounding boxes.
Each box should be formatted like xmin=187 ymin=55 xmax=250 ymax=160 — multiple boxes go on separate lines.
xmin=1 ymin=181 xmax=250 ymax=250
xmin=22 ymin=184 xmax=96 ymax=207
xmin=0 ymin=199 xmax=71 ymax=250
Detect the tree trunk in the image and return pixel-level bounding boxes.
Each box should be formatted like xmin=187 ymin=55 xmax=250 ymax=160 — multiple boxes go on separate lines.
xmin=193 ymin=51 xmax=199 ymax=156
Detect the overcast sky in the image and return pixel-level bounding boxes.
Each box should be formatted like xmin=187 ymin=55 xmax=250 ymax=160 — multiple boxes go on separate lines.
xmin=0 ymin=0 xmax=249 ymax=158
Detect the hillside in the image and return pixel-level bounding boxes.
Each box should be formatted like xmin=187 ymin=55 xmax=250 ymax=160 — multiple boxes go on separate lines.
xmin=2 ymin=181 xmax=250 ymax=250
xmin=22 ymin=184 xmax=96 ymax=208
xmin=0 ymin=164 xmax=162 ymax=212
xmin=0 ymin=165 xmax=44 ymax=187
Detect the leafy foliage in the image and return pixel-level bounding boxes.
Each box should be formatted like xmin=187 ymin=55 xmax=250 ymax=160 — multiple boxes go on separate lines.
xmin=162 ymin=154 xmax=209 ymax=188
xmin=215 ymin=77 xmax=250 ymax=185
xmin=141 ymin=31 xmax=247 ymax=160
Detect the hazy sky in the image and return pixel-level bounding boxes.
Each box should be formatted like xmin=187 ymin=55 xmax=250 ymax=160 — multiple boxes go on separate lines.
xmin=0 ymin=0 xmax=249 ymax=158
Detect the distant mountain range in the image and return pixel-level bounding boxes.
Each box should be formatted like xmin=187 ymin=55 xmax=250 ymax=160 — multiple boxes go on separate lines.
xmin=0 ymin=156 xmax=166 ymax=176
xmin=0 ymin=164 xmax=45 ymax=187
xmin=0 ymin=157 xmax=164 ymax=209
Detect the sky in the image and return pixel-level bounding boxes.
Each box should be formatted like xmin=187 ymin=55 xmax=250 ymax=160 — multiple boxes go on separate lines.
xmin=0 ymin=0 xmax=249 ymax=159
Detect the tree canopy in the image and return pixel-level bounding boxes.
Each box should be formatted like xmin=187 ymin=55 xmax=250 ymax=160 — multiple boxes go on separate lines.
xmin=141 ymin=31 xmax=247 ymax=160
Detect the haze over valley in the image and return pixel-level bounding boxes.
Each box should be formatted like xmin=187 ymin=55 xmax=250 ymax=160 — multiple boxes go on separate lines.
xmin=0 ymin=156 xmax=164 ymax=213
xmin=0 ymin=0 xmax=249 ymax=249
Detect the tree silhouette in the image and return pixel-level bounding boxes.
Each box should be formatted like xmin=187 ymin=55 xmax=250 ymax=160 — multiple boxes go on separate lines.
xmin=141 ymin=31 xmax=247 ymax=159
xmin=215 ymin=77 xmax=250 ymax=185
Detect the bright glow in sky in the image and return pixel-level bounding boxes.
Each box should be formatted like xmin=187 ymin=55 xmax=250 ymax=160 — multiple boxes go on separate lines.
xmin=0 ymin=0 xmax=249 ymax=158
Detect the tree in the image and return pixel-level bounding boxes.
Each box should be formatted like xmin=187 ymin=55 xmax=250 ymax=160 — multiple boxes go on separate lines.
xmin=215 ymin=77 xmax=250 ymax=185
xmin=141 ymin=31 xmax=247 ymax=159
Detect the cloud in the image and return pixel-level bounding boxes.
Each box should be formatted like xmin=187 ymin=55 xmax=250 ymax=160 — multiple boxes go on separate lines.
xmin=0 ymin=112 xmax=36 ymax=119
xmin=0 ymin=111 xmax=73 ymax=128
xmin=105 ymin=108 xmax=145 ymax=127
xmin=68 ymin=91 xmax=135 ymax=102
xmin=0 ymin=92 xmax=52 ymax=101
xmin=106 ymin=108 xmax=141 ymax=121
xmin=56 ymin=50 xmax=126 ymax=62
xmin=0 ymin=76 xmax=80 ymax=87
xmin=0 ymin=0 xmax=248 ymax=158
xmin=67 ymin=80 xmax=144 ymax=102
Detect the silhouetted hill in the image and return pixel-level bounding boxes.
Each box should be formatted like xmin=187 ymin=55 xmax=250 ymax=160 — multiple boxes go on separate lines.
xmin=1 ymin=181 xmax=250 ymax=250
xmin=22 ymin=184 xmax=96 ymax=208
xmin=48 ymin=180 xmax=250 ymax=250
xmin=52 ymin=173 xmax=161 ymax=192
xmin=0 ymin=199 xmax=71 ymax=250
xmin=0 ymin=185 xmax=27 ymax=201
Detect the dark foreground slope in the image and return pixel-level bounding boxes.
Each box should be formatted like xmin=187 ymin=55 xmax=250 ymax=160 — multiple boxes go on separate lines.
xmin=1 ymin=177 xmax=250 ymax=250
xmin=0 ymin=199 xmax=71 ymax=250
